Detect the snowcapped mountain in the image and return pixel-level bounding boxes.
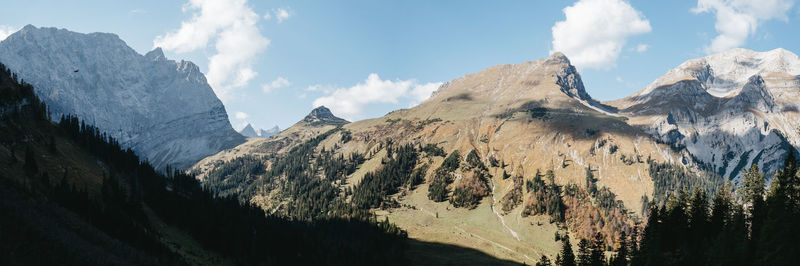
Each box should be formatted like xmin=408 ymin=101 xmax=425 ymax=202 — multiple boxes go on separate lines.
xmin=609 ymin=48 xmax=800 ymax=181
xmin=0 ymin=25 xmax=244 ymax=170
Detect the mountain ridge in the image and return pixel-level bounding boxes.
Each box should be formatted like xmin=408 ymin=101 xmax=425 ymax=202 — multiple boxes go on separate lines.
xmin=607 ymin=47 xmax=800 ymax=181
xmin=0 ymin=25 xmax=244 ymax=170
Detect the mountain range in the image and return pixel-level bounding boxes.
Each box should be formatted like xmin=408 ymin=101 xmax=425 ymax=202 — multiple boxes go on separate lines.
xmin=238 ymin=124 xmax=280 ymax=138
xmin=194 ymin=48 xmax=800 ymax=264
xmin=1 ymin=25 xmax=799 ymax=265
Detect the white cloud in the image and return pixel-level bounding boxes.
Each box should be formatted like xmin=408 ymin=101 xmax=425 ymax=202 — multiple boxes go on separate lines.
xmin=261 ymin=77 xmax=291 ymax=93
xmin=234 ymin=111 xmax=248 ymax=120
xmin=312 ymin=74 xmax=442 ymax=120
xmin=616 ymin=76 xmax=624 ymax=82
xmin=692 ymin=0 xmax=794 ymax=53
xmin=636 ymin=44 xmax=649 ymax=52
xmin=0 ymin=25 xmax=20 ymax=41
xmin=275 ymin=8 xmax=291 ymax=23
xmin=551 ymin=0 xmax=651 ymax=70
xmin=264 ymin=8 xmax=291 ymax=23
xmin=154 ymin=0 xmax=269 ymax=101
xmin=409 ymin=82 xmax=444 ymax=105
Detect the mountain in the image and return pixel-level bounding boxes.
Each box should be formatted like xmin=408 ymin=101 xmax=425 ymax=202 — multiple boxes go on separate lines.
xmin=608 ymin=48 xmax=800 ymax=181
xmin=256 ymin=126 xmax=280 ymax=138
xmin=304 ymin=106 xmax=349 ymax=126
xmin=0 ymin=25 xmax=244 ymax=170
xmin=193 ymin=53 xmax=680 ymax=264
xmin=238 ymin=124 xmax=280 ymax=138
xmin=238 ymin=123 xmax=259 ymax=138
xmin=191 ymin=106 xmax=349 ymax=181
xmin=192 ymin=48 xmax=800 ymax=264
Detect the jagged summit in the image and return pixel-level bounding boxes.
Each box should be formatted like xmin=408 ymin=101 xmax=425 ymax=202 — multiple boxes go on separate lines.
xmin=400 ymin=52 xmax=613 ymax=123
xmin=303 ymin=106 xmax=349 ymax=126
xmin=239 ymin=123 xmax=258 ymax=138
xmin=636 ymin=48 xmax=800 ymax=98
xmin=0 ymin=25 xmax=244 ymax=170
xmin=238 ymin=123 xmax=280 ymax=138
xmin=257 ymin=126 xmax=280 ymax=138
xmin=607 ymin=48 xmax=800 ymax=181
xmin=145 ymin=47 xmax=166 ymax=61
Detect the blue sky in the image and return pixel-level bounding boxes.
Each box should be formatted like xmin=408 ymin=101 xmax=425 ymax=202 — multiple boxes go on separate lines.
xmin=1 ymin=0 xmax=799 ymax=130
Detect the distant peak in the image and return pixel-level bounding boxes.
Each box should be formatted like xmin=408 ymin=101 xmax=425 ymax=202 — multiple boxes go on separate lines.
xmin=303 ymin=106 xmax=349 ymax=126
xmin=310 ymin=106 xmax=333 ymax=115
xmin=647 ymin=48 xmax=799 ymax=96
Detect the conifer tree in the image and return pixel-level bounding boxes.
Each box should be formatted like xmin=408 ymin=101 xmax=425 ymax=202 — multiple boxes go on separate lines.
xmin=577 ymin=238 xmax=592 ymax=266
xmin=589 ymin=232 xmax=605 ymax=266
xmin=557 ymin=233 xmax=576 ymax=266
xmin=609 ymin=231 xmax=628 ymax=266
xmin=536 ymin=255 xmax=553 ymax=266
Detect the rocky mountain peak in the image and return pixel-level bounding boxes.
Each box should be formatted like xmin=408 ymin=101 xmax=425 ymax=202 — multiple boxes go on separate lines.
xmin=239 ymin=123 xmax=258 ymax=138
xmin=145 ymin=47 xmax=166 ymax=61
xmin=0 ymin=25 xmax=244 ymax=170
xmin=303 ymin=106 xmax=349 ymax=126
xmin=639 ymin=48 xmax=800 ymax=98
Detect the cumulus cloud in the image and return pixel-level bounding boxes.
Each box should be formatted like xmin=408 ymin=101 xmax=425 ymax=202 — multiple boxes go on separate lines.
xmin=551 ymin=0 xmax=651 ymax=70
xmin=0 ymin=25 xmax=20 ymax=41
xmin=312 ymin=74 xmax=442 ymax=120
xmin=264 ymin=8 xmax=291 ymax=23
xmin=154 ymin=0 xmax=270 ymax=100
xmin=692 ymin=0 xmax=794 ymax=53
xmin=261 ymin=77 xmax=290 ymax=93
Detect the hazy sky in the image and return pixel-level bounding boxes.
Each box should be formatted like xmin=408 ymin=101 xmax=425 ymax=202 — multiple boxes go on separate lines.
xmin=1 ymin=0 xmax=799 ymax=130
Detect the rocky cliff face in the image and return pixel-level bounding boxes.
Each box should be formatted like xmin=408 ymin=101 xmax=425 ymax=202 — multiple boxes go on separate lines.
xmin=0 ymin=25 xmax=244 ymax=170
xmin=608 ymin=48 xmax=800 ymax=181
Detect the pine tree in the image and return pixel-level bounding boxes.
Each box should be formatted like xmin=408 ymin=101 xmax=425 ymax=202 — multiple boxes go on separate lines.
xmin=536 ymin=255 xmax=553 ymax=266
xmin=557 ymin=234 xmax=576 ymax=266
xmin=585 ymin=167 xmax=597 ymax=196
xmin=577 ymin=238 xmax=592 ymax=266
xmin=741 ymin=163 xmax=765 ymax=259
xmin=709 ymin=182 xmax=733 ymax=237
xmin=688 ymin=186 xmax=709 ymax=262
xmin=756 ymin=153 xmax=800 ymax=265
xmin=589 ymin=232 xmax=605 ymax=266
xmin=610 ymin=231 xmax=628 ymax=266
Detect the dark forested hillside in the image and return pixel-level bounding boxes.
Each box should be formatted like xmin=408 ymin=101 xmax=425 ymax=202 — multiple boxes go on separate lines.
xmin=539 ymin=157 xmax=800 ymax=266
